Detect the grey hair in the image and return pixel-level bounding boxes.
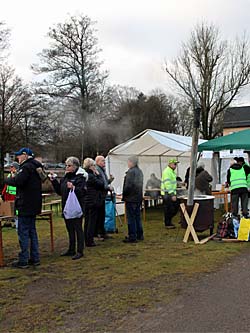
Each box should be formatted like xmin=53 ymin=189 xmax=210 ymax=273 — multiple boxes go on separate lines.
xmin=65 ymin=156 xmax=80 ymax=170
xmin=83 ymin=158 xmax=95 ymax=169
xmin=128 ymin=155 xmax=138 ymax=166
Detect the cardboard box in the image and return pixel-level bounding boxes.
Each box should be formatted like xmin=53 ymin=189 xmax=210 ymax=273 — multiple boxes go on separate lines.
xmin=0 ymin=201 xmax=15 ymax=217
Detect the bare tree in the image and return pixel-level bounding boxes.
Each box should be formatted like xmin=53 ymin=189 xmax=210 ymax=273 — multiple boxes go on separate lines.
xmin=0 ymin=22 xmax=10 ymax=59
xmin=0 ymin=66 xmax=39 ymax=184
xmin=32 ymin=14 xmax=108 ymax=159
xmin=165 ymin=23 xmax=250 ymax=139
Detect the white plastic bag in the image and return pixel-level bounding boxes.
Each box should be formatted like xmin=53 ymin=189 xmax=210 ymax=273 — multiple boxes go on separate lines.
xmin=63 ymin=189 xmax=83 ymax=219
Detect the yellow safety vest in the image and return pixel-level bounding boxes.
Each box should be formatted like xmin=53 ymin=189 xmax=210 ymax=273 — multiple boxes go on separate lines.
xmin=161 ymin=166 xmax=177 ymax=195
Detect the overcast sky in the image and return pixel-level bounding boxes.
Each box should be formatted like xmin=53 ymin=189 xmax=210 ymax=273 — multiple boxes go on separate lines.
xmin=2 ymin=0 xmax=250 ymax=103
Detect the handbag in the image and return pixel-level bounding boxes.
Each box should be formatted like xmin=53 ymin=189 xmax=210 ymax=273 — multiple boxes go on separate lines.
xmin=63 ymin=189 xmax=83 ymax=219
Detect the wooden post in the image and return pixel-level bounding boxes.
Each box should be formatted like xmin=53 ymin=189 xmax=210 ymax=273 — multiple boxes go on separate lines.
xmin=187 ymin=107 xmax=201 ymax=206
xmin=49 ymin=212 xmax=54 ymax=252
xmin=0 ymin=220 xmax=4 ymax=267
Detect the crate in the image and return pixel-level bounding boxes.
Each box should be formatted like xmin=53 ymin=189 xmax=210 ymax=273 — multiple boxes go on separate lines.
xmin=0 ymin=201 xmax=15 ymax=217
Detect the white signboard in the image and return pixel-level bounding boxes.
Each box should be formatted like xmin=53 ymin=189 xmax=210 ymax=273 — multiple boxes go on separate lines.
xmin=201 ymin=151 xmax=213 ymax=159
xmin=219 ymin=150 xmax=246 ymax=159
xmin=219 ymin=150 xmax=231 ymax=158
xmin=233 ymin=149 xmax=244 ymax=157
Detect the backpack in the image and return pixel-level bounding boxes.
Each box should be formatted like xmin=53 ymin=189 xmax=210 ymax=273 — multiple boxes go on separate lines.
xmin=216 ymin=213 xmax=235 ymax=239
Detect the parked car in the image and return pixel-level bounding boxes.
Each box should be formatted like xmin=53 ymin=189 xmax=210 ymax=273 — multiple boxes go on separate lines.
xmin=44 ymin=162 xmax=65 ymax=170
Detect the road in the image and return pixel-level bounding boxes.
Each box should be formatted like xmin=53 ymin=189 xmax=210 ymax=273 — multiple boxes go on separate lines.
xmin=117 ymin=249 xmax=250 ymax=333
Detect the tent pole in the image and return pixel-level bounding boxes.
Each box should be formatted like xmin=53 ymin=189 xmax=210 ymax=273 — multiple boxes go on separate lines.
xmin=218 ymin=153 xmax=221 ymax=184
xmin=107 ymin=155 xmax=111 ymax=176
xmin=159 ymin=156 xmax=163 ymax=176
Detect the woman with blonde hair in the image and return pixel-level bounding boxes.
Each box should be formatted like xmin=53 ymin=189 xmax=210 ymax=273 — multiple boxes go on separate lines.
xmin=83 ymin=158 xmax=105 ymax=247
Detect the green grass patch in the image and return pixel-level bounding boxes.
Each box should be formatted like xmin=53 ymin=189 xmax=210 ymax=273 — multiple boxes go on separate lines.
xmin=0 ymin=207 xmax=247 ymax=332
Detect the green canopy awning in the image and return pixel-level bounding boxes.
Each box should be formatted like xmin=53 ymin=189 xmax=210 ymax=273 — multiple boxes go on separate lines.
xmin=198 ymin=129 xmax=250 ymax=152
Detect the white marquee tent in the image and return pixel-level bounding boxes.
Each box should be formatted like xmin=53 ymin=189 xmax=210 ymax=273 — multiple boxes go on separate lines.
xmin=106 ymin=129 xmax=212 ymax=195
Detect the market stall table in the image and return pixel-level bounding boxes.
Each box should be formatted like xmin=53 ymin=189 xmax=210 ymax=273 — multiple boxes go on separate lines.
xmin=116 ymin=195 xmax=148 ymax=224
xmin=211 ymin=190 xmax=230 ymax=212
xmin=42 ymin=193 xmax=52 ymax=204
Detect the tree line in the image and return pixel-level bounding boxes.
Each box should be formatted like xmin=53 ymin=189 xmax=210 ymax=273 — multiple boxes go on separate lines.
xmin=1 ymin=15 xmax=250 ymax=185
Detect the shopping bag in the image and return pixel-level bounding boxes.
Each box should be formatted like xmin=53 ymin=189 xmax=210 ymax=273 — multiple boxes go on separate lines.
xmin=232 ymin=217 xmax=240 ymax=238
xmin=238 ymin=218 xmax=250 ymax=241
xmin=105 ymin=196 xmax=116 ymax=233
xmin=63 ymin=189 xmax=83 ymax=219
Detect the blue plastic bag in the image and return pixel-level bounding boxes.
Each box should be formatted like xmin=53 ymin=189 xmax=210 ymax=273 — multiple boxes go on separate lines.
xmin=233 ymin=217 xmax=240 ymax=238
xmin=63 ymin=189 xmax=83 ymax=219
xmin=105 ymin=196 xmax=116 ymax=232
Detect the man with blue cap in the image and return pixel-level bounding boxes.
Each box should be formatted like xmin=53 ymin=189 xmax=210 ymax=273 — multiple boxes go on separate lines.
xmin=4 ymin=147 xmax=43 ymax=268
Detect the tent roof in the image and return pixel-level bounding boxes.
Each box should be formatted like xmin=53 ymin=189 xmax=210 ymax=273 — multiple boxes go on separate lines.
xmin=109 ymin=129 xmax=206 ymax=157
xmin=198 ymin=129 xmax=250 ymax=152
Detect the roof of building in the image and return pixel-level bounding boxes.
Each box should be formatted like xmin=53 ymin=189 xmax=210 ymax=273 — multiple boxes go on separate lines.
xmin=224 ymin=106 xmax=250 ymax=128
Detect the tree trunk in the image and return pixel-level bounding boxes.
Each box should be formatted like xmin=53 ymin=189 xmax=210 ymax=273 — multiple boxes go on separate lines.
xmin=0 ymin=145 xmax=5 ymax=189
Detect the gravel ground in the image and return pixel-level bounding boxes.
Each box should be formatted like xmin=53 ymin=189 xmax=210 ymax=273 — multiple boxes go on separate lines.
xmin=117 ymin=248 xmax=250 ymax=333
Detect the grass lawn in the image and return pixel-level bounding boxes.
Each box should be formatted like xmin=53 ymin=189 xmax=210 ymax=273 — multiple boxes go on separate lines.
xmin=0 ymin=206 xmax=248 ymax=332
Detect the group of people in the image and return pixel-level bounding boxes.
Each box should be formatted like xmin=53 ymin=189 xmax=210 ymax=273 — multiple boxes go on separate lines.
xmin=161 ymin=159 xmax=215 ymax=228
xmin=4 ymin=145 xmax=250 ymax=269
xmin=2 ymin=148 xmax=144 ymax=268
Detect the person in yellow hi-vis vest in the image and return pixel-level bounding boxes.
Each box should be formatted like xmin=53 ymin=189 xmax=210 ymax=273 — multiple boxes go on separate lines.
xmin=235 ymin=157 xmax=250 ymax=190
xmin=161 ymin=158 xmax=180 ymax=228
xmin=226 ymin=159 xmax=249 ymax=217
xmin=1 ymin=162 xmax=19 ymax=202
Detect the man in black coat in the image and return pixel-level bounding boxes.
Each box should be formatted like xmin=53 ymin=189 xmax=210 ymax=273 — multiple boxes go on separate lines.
xmin=95 ymin=155 xmax=114 ymax=239
xmin=122 ymin=156 xmax=144 ymax=243
xmin=5 ymin=148 xmax=43 ymax=268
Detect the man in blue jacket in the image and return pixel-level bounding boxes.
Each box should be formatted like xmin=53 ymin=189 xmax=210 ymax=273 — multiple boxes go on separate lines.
xmin=5 ymin=148 xmax=42 ymax=268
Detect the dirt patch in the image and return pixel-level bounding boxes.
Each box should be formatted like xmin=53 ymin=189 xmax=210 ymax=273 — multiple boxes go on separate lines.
xmin=23 ymin=277 xmax=70 ymax=305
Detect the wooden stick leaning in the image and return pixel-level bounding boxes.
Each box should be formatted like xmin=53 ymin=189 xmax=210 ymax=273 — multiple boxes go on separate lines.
xmin=181 ymin=203 xmax=200 ymax=244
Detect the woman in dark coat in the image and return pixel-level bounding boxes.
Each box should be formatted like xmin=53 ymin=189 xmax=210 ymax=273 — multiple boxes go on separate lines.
xmin=50 ymin=156 xmax=87 ymax=260
xmin=83 ymin=158 xmax=105 ymax=247
xmin=195 ymin=163 xmax=213 ymax=195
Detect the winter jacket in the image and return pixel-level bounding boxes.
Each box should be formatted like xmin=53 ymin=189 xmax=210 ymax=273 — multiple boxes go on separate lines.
xmin=161 ymin=166 xmax=177 ymax=196
xmin=227 ymin=163 xmax=248 ymax=194
xmin=4 ymin=157 xmax=42 ymax=216
xmin=122 ymin=166 xmax=143 ymax=203
xmin=95 ymin=165 xmax=111 ymax=200
xmin=195 ymin=168 xmax=213 ymax=195
xmin=242 ymin=162 xmax=250 ymax=188
xmin=52 ymin=167 xmax=87 ymax=214
xmin=84 ymin=169 xmax=105 ymax=207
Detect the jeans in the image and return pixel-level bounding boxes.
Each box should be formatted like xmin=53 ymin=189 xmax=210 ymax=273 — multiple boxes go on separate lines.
xmin=18 ymin=216 xmax=39 ymax=264
xmin=65 ymin=217 xmax=84 ymax=254
xmin=126 ymin=202 xmax=143 ymax=241
xmin=163 ymin=195 xmax=179 ymax=226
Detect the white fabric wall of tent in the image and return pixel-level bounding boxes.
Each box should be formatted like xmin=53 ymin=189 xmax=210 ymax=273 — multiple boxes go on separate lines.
xmin=106 ymin=129 xmax=218 ymax=195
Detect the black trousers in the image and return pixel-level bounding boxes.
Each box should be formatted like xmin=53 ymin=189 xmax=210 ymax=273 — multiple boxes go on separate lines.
xmin=84 ymin=205 xmax=98 ymax=245
xmin=231 ymin=191 xmax=248 ymax=217
xmin=65 ymin=217 xmax=84 ymax=254
xmin=163 ymin=195 xmax=179 ymax=226
xmin=95 ymin=200 xmax=106 ymax=236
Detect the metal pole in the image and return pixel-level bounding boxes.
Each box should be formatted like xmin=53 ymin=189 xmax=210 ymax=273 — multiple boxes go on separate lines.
xmin=187 ymin=107 xmax=201 ymax=206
